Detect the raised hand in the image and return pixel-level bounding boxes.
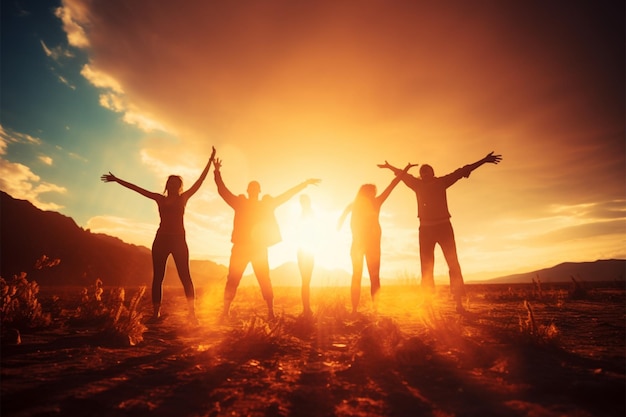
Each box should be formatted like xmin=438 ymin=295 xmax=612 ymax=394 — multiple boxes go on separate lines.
xmin=210 ymin=146 xmax=216 ymax=161
xmin=214 ymin=158 xmax=222 ymax=171
xmin=484 ymin=152 xmax=502 ymax=164
xmin=377 ymin=160 xmax=394 ymax=170
xmin=305 ymin=178 xmax=322 ymax=187
xmin=100 ymin=172 xmax=118 ymax=183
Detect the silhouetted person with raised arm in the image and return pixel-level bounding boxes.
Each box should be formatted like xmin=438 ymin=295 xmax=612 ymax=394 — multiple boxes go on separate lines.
xmin=101 ymin=146 xmax=216 ymax=324
xmin=297 ymin=194 xmax=315 ymax=317
xmin=214 ymin=158 xmax=320 ymax=321
xmin=337 ymin=163 xmax=415 ymax=314
xmin=379 ymin=152 xmax=502 ymax=313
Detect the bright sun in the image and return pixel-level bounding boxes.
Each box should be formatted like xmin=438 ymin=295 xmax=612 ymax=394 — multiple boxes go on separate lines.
xmin=269 ymin=198 xmax=353 ymax=274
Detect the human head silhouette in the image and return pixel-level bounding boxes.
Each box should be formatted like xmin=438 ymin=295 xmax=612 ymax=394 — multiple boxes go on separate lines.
xmin=247 ymin=181 xmax=261 ymax=199
xmin=357 ymin=184 xmax=377 ymax=200
xmin=419 ymin=164 xmax=435 ymax=180
xmin=165 ymin=175 xmax=183 ymax=196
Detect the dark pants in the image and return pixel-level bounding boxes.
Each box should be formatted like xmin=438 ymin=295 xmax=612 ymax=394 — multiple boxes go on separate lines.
xmin=419 ymin=221 xmax=465 ymax=297
xmin=225 ymin=244 xmax=274 ymax=303
xmin=151 ymin=232 xmax=195 ymax=305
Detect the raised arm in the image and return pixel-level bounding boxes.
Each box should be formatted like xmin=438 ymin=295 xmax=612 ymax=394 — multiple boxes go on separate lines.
xmin=377 ymin=161 xmax=404 ymax=175
xmin=184 ymin=146 xmax=216 ymax=198
xmin=213 ymin=158 xmax=238 ymax=207
xmin=100 ymin=172 xmax=160 ymax=200
xmin=461 ymin=151 xmax=502 ymax=178
xmin=376 ymin=162 xmax=417 ymax=204
xmin=378 ymin=161 xmax=419 ymax=187
xmin=273 ymin=178 xmax=321 ymax=206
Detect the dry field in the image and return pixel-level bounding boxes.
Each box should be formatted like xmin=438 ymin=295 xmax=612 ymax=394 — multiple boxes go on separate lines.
xmin=2 ymin=280 xmax=624 ymax=417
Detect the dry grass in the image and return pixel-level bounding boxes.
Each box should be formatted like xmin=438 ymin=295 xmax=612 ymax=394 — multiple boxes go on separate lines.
xmin=1 ymin=281 xmax=624 ymax=417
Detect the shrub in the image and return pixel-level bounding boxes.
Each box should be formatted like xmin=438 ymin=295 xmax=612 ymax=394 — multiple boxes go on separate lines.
xmin=71 ymin=278 xmax=108 ymax=326
xmin=70 ymin=279 xmax=147 ymax=346
xmin=0 ymin=273 xmax=51 ymax=332
xmin=518 ymin=300 xmax=559 ymax=344
xmin=357 ymin=317 xmax=403 ymax=360
xmin=102 ymin=286 xmax=147 ymax=346
xmin=221 ymin=314 xmax=291 ymax=360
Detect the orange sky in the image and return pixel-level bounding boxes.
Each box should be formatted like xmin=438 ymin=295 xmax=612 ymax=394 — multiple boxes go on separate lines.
xmin=9 ymin=0 xmax=623 ymax=282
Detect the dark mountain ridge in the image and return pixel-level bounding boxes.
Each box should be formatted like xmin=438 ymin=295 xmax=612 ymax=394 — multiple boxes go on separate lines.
xmin=478 ymin=259 xmax=625 ymax=284
xmin=0 ymin=191 xmax=226 ymax=287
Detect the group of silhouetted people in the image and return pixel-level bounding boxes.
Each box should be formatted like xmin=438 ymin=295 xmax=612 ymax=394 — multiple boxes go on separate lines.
xmin=102 ymin=148 xmax=502 ymax=323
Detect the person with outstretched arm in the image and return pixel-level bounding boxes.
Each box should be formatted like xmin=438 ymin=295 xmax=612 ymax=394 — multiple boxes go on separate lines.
xmin=378 ymin=152 xmax=502 ymax=313
xmin=337 ymin=163 xmax=416 ymax=314
xmin=214 ymin=157 xmax=321 ymax=321
xmin=101 ymin=146 xmax=216 ymax=324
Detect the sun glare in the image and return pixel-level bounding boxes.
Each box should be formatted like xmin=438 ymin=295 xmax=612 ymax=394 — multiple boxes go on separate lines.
xmin=269 ymin=198 xmax=352 ymax=276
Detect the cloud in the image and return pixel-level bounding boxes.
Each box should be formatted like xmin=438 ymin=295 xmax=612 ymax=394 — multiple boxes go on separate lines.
xmin=39 ymin=156 xmax=53 ymax=165
xmin=55 ymin=1 xmax=90 ymax=48
xmin=0 ymin=125 xmax=42 ymax=147
xmin=80 ymin=64 xmax=122 ymax=92
xmin=80 ymin=64 xmax=167 ymax=132
xmin=57 ymin=75 xmax=76 ymax=90
xmin=0 ymin=125 xmax=66 ymax=210
xmin=40 ymin=40 xmax=74 ymax=61
xmin=0 ymin=158 xmax=66 ymax=210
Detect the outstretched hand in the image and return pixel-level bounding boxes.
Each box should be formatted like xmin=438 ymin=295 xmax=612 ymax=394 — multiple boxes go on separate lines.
xmin=377 ymin=161 xmax=418 ymax=172
xmin=305 ymin=178 xmax=321 ymax=187
xmin=377 ymin=160 xmax=394 ymax=170
xmin=210 ymin=146 xmax=217 ymax=161
xmin=100 ymin=172 xmax=118 ymax=183
xmin=214 ymin=158 xmax=222 ymax=171
xmin=484 ymin=152 xmax=502 ymax=164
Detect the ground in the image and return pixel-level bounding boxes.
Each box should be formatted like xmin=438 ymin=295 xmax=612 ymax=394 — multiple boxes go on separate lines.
xmin=2 ymin=282 xmax=625 ymax=417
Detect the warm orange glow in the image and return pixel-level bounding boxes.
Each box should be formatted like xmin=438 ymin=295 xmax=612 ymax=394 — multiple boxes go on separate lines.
xmin=270 ymin=198 xmax=352 ymax=275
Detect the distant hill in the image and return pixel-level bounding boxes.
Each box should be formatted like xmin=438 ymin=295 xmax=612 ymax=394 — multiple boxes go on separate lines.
xmin=0 ymin=191 xmax=226 ymax=287
xmin=481 ymin=259 xmax=626 ymax=284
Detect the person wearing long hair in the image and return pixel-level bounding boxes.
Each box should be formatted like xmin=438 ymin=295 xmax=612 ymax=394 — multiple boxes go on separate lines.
xmin=338 ymin=163 xmax=415 ymax=314
xmin=101 ymin=146 xmax=216 ymax=324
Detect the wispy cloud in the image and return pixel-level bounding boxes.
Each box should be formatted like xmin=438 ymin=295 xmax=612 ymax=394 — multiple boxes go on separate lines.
xmin=55 ymin=1 xmax=89 ymax=48
xmin=40 ymin=40 xmax=74 ymax=61
xmin=39 ymin=155 xmax=53 ymax=165
xmin=80 ymin=64 xmax=122 ymax=92
xmin=0 ymin=125 xmax=66 ymax=209
xmin=57 ymin=75 xmax=76 ymax=90
xmin=81 ymin=64 xmax=168 ymax=132
xmin=0 ymin=125 xmax=42 ymax=146
xmin=0 ymin=158 xmax=66 ymax=210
